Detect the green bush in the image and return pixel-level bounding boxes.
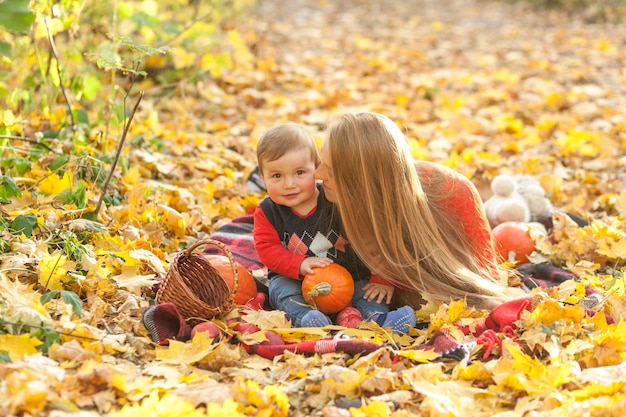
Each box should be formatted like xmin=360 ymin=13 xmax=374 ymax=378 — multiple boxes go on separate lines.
xmin=1 ymin=0 xmax=258 ymax=127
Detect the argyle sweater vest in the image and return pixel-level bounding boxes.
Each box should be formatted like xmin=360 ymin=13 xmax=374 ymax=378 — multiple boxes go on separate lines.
xmin=259 ymin=184 xmax=370 ymax=280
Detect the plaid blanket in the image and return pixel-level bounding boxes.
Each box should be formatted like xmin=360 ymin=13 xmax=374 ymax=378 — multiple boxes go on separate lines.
xmin=517 ymin=262 xmax=578 ymax=291
xmin=200 ymin=214 xmax=584 ymax=292
xmin=143 ymin=213 xmax=610 ymax=360
xmin=202 ymin=215 xmax=265 ymax=272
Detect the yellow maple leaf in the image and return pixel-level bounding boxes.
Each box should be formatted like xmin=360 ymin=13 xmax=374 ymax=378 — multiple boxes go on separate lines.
xmin=233 ymin=380 xmax=289 ymax=416
xmin=569 ymin=381 xmax=624 ymax=403
xmin=605 ymin=294 xmax=626 ymax=319
xmin=591 ymin=319 xmax=626 ymax=366
xmin=596 ymin=238 xmax=626 ymax=260
xmin=395 ymin=95 xmax=409 ymax=105
xmin=506 ymin=342 xmax=547 ymax=379
xmin=594 ymin=38 xmax=616 ymax=53
xmin=456 ymin=361 xmax=493 ymax=382
xmin=556 ymin=130 xmax=600 ymax=158
xmin=0 ymin=334 xmax=43 ymax=361
xmin=156 ymin=331 xmax=217 ymax=365
xmin=128 ymin=249 xmax=166 ymax=275
xmin=531 ymin=299 xmax=584 ymax=326
xmin=237 ymin=330 xmax=271 ymax=346
xmin=536 ymin=118 xmax=558 ymax=136
xmin=443 ymin=298 xmax=468 ymax=322
xmin=111 ymin=372 xmax=154 ymax=396
xmin=206 ymin=399 xmax=245 ymax=417
xmin=512 ymin=343 xmax=573 ymax=386
xmin=428 ymin=298 xmax=479 ymax=335
xmin=0 ymin=272 xmax=51 ymax=326
xmin=272 ymin=327 xmax=329 ymax=343
xmin=1 ymin=366 xmax=49 ymax=414
xmin=335 ymin=366 xmax=370 ymax=398
xmin=38 ymin=253 xmax=75 ymax=291
xmin=396 ymin=348 xmax=440 ymax=363
xmin=157 ymin=204 xmax=187 ymax=238
xmin=122 ymin=166 xmax=142 ymax=185
xmin=351 ymin=401 xmax=391 ymax=417
xmin=240 ymin=309 xmax=290 ymax=330
xmin=109 ymin=391 xmax=207 ymax=417
xmin=228 ymin=30 xmax=254 ymax=71
xmin=111 ymin=265 xmax=158 ymax=296
xmin=546 ymin=92 xmax=565 ymax=111
xmin=37 ymin=170 xmax=73 ymax=195
xmin=496 ymin=114 xmax=524 ymax=136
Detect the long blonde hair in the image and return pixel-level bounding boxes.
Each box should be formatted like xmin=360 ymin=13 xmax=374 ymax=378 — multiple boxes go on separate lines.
xmin=325 ymin=112 xmax=521 ymax=308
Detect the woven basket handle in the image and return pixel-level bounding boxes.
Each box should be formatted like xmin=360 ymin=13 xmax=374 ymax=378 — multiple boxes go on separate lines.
xmin=185 ymin=239 xmax=239 ymax=303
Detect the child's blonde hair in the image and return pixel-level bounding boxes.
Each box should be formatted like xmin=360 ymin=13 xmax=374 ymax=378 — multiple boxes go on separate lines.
xmin=257 ymin=123 xmax=320 ymax=175
xmin=324 ymin=112 xmax=522 ymax=309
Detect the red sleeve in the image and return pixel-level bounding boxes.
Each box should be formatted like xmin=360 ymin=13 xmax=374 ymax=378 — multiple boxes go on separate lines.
xmin=253 ymin=206 xmax=306 ymax=280
xmin=418 ymin=162 xmax=500 ymax=280
xmin=444 ymin=175 xmax=500 ymax=278
xmin=368 ymin=274 xmax=394 ymax=287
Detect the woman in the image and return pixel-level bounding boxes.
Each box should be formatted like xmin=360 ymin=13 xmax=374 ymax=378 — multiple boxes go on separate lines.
xmin=315 ymin=112 xmax=524 ymax=311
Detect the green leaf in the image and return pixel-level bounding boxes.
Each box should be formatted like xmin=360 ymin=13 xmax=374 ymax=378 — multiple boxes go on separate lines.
xmin=0 ymin=352 xmax=11 ymax=363
xmin=40 ymin=290 xmax=60 ymax=305
xmin=0 ymin=0 xmax=35 ymax=33
xmin=61 ymin=290 xmax=83 ymax=317
xmin=72 ymin=109 xmax=90 ymax=126
xmin=0 ymin=156 xmax=30 ymax=174
xmin=58 ymin=181 xmax=87 ymax=208
xmin=0 ymin=175 xmax=22 ymax=203
xmin=81 ymin=74 xmax=102 ymax=101
xmin=36 ymin=327 xmax=60 ymax=354
xmin=0 ymin=41 xmax=12 ymax=58
xmin=49 ymin=155 xmax=69 ymax=172
xmin=10 ymin=214 xmax=37 ymax=237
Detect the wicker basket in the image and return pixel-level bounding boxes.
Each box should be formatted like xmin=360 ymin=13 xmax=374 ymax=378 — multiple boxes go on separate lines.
xmin=155 ymin=239 xmax=239 ymax=326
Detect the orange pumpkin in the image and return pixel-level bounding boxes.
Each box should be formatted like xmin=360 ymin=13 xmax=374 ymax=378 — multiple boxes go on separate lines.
xmin=492 ymin=221 xmax=536 ymax=263
xmin=302 ymin=263 xmax=354 ymax=314
xmin=204 ymin=255 xmax=257 ymax=305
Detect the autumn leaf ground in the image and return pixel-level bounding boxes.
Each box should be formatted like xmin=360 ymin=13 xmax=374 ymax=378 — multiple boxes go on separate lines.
xmin=1 ymin=0 xmax=626 ymax=416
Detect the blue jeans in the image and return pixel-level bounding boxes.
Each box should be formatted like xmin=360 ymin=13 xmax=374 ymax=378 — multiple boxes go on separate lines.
xmin=268 ymin=274 xmax=389 ymax=327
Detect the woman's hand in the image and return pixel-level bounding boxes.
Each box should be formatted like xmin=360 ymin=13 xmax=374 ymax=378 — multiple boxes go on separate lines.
xmin=362 ymin=282 xmax=394 ymax=304
xmin=299 ymin=256 xmax=334 ymax=277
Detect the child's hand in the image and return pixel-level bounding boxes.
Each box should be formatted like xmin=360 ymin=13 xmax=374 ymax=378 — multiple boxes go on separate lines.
xmin=299 ymin=257 xmax=333 ymax=276
xmin=362 ymin=282 xmax=394 ymax=304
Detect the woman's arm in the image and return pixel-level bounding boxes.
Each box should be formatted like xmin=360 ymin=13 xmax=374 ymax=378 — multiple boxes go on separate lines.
xmin=417 ymin=161 xmax=500 ymax=279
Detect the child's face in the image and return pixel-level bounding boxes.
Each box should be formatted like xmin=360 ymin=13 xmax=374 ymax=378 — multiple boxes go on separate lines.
xmin=260 ymin=148 xmax=318 ymax=215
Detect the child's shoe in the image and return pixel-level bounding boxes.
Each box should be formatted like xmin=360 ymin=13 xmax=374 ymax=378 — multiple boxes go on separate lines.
xmin=300 ymin=310 xmax=331 ymax=327
xmin=375 ymin=305 xmax=416 ymax=335
xmin=336 ymin=307 xmax=363 ymax=328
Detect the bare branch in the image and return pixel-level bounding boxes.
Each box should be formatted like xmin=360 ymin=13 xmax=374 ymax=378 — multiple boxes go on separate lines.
xmin=44 ymin=17 xmax=74 ymax=129
xmin=93 ymin=91 xmax=144 ymax=218
xmin=0 ymin=135 xmax=58 ymax=153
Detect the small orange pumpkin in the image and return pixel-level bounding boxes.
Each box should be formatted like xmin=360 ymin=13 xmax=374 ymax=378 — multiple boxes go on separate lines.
xmin=302 ymin=263 xmax=354 ymax=314
xmin=492 ymin=221 xmax=536 ymax=263
xmin=204 ymin=254 xmax=257 ymax=305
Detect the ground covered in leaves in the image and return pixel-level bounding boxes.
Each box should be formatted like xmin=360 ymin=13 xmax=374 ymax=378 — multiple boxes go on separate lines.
xmin=1 ymin=0 xmax=626 ymax=416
